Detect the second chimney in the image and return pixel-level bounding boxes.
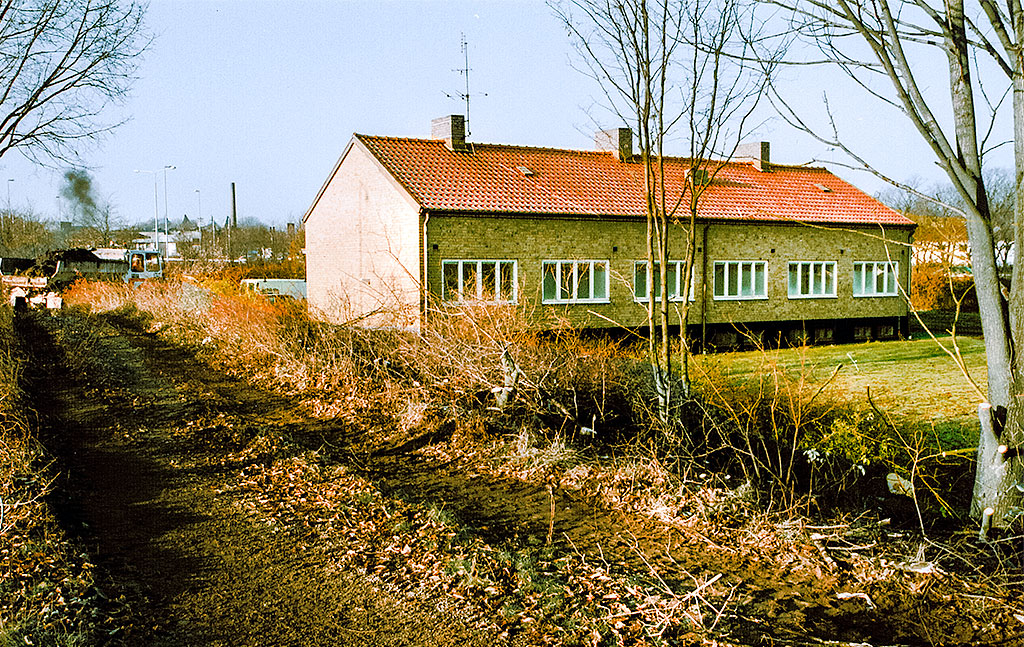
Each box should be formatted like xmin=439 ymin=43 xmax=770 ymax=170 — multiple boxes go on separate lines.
xmin=595 ymin=127 xmax=633 ymax=161
xmin=432 ymin=115 xmax=467 ymax=151
xmin=734 ymin=141 xmax=770 ymax=172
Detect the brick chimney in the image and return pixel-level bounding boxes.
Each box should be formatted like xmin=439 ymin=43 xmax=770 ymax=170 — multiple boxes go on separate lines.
xmin=734 ymin=141 xmax=770 ymax=172
xmin=432 ymin=115 xmax=468 ymax=151
xmin=595 ymin=127 xmax=633 ymax=161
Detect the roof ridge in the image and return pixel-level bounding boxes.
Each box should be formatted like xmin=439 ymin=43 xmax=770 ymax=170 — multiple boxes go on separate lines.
xmin=356 ymin=134 xmax=830 ymax=171
xmin=357 ymin=133 xmax=616 ymax=157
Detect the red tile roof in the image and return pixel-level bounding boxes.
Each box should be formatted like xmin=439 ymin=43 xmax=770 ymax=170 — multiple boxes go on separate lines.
xmin=355 ymin=134 xmax=914 ymax=227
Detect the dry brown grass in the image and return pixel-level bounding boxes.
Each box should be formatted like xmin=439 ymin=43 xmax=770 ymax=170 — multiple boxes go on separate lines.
xmin=0 ymin=305 xmax=29 ymax=494
xmin=0 ymin=306 xmax=111 ymax=644
xmin=65 ymin=282 xmax=658 ymax=447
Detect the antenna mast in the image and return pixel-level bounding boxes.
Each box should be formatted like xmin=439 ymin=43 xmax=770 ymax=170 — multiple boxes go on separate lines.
xmin=462 ymin=34 xmax=471 ymax=134
xmin=448 ymin=32 xmax=486 ymax=136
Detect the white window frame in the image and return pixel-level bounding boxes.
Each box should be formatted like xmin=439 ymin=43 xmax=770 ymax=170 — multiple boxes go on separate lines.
xmin=853 ymin=261 xmax=899 ymax=297
xmin=441 ymin=259 xmax=518 ymax=304
xmin=712 ymin=260 xmax=768 ymax=300
xmin=788 ymin=261 xmax=837 ymax=299
xmin=541 ymin=260 xmax=610 ymax=304
xmin=633 ymin=260 xmax=695 ymax=302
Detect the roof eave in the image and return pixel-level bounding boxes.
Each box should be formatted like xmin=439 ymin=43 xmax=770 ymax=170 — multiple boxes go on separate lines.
xmin=420 ymin=208 xmax=917 ymax=228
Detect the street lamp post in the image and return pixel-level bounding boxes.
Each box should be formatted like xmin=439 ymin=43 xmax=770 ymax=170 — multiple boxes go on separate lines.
xmin=134 ymin=169 xmax=159 ymax=253
xmin=3 ymin=179 xmax=12 ymax=245
xmin=195 ymin=188 xmax=204 ymax=251
xmin=162 ymin=165 xmax=175 ymax=259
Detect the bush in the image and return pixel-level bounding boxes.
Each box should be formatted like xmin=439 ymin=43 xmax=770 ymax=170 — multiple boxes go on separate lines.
xmin=911 ymin=263 xmax=978 ymax=312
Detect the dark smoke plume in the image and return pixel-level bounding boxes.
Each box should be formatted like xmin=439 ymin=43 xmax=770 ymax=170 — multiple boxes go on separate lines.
xmin=61 ymin=169 xmax=99 ymax=220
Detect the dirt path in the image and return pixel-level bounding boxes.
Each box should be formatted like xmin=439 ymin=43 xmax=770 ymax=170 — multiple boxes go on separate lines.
xmin=17 ymin=309 xmax=1022 ymax=646
xmin=19 ymin=311 xmax=497 ymax=647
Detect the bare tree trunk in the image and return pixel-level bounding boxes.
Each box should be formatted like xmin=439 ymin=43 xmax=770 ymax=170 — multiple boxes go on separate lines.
xmin=765 ymin=0 xmax=1024 ymax=526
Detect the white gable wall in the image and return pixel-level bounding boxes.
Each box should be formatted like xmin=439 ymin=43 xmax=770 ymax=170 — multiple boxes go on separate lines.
xmin=304 ymin=140 xmax=422 ymax=328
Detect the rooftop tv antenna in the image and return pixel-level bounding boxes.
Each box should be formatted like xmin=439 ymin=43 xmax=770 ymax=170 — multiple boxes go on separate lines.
xmin=446 ymin=33 xmax=486 ymax=136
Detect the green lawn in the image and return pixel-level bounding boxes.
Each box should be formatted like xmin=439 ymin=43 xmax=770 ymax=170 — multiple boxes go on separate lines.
xmin=694 ymin=335 xmax=988 ymax=428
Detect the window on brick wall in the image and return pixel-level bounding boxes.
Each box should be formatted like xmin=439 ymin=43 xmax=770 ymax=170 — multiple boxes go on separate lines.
xmin=788 ymin=261 xmax=836 ymax=298
xmin=542 ymin=260 xmax=609 ymax=303
xmin=853 ymin=261 xmax=898 ymax=297
xmin=633 ymin=260 xmax=695 ymax=302
xmin=712 ymin=260 xmax=767 ymax=300
xmin=442 ymin=260 xmax=517 ymax=303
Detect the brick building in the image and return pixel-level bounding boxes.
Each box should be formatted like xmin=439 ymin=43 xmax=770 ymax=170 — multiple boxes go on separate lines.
xmin=304 ymin=115 xmax=916 ymax=346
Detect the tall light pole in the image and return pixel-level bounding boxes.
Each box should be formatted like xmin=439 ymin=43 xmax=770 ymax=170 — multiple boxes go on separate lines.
xmin=3 ymin=179 xmax=12 ymax=245
xmin=162 ymin=165 xmax=175 ymax=259
xmin=195 ymin=188 xmax=204 ymax=250
xmin=134 ymin=169 xmax=159 ymax=253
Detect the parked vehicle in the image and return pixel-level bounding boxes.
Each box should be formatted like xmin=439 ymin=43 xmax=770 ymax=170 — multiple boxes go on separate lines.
xmin=1 ymin=248 xmax=163 ymax=309
xmin=240 ymin=278 xmax=306 ymax=302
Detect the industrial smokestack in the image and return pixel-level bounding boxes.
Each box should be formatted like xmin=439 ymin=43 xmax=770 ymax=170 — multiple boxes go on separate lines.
xmin=231 ymin=182 xmax=237 ymax=229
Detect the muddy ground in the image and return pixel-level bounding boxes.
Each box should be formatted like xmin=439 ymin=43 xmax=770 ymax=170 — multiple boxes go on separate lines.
xmin=16 ymin=309 xmax=1024 ymax=646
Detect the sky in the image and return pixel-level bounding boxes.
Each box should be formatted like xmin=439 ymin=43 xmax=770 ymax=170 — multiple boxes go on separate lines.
xmin=0 ymin=0 xmax=1012 ymax=232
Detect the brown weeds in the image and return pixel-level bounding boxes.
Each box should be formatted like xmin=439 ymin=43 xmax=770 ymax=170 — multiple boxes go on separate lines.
xmin=0 ymin=306 xmax=115 ymax=644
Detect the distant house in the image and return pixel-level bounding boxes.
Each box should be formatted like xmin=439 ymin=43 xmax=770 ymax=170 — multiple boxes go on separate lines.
xmin=133 ymin=219 xmax=201 ymax=259
xmin=303 ymin=115 xmax=916 ymax=346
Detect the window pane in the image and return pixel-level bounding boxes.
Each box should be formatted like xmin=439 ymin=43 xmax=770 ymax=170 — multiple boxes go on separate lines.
xmin=754 ymin=263 xmax=765 ymax=297
xmin=500 ymin=262 xmax=515 ymax=301
xmin=740 ymin=262 xmax=752 ymax=296
xmin=801 ymin=263 xmax=811 ymax=295
xmin=728 ymin=263 xmax=738 ymax=296
xmin=714 ymin=263 xmax=725 ymax=297
xmin=666 ymin=262 xmax=678 ymax=299
xmin=886 ymin=264 xmax=897 ymax=294
xmin=634 ymin=262 xmax=647 ymax=299
xmin=559 ymin=262 xmax=573 ymax=300
xmin=788 ymin=263 xmax=799 ymax=296
xmin=443 ymin=262 xmax=460 ymax=301
xmin=824 ymin=263 xmax=835 ymax=295
xmin=477 ymin=262 xmax=494 ymax=301
xmin=543 ymin=263 xmax=557 ymax=301
xmin=593 ymin=262 xmax=607 ymax=299
xmin=462 ymin=262 xmax=479 ymax=299
xmin=853 ymin=264 xmax=864 ymax=296
xmin=577 ymin=262 xmax=592 ymax=300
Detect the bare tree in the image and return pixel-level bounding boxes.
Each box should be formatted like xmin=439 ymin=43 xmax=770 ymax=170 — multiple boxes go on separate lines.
xmin=0 ymin=205 xmax=52 ymax=254
xmin=554 ymin=0 xmax=773 ymax=423
xmin=0 ymin=0 xmax=147 ymax=165
xmin=761 ymin=0 xmax=1023 ymax=528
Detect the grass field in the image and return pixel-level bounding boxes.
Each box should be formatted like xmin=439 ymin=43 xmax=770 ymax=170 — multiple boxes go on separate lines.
xmin=696 ymin=335 xmax=988 ymax=430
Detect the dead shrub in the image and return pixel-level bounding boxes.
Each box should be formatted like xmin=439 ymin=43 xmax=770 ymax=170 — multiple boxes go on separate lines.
xmin=692 ymin=339 xmax=875 ymax=509
xmin=394 ymin=303 xmax=657 ymax=448
xmin=911 ymin=263 xmax=978 ymax=312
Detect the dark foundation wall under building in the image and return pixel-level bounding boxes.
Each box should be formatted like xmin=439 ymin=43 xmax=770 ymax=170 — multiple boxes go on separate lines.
xmin=691 ymin=316 xmax=912 ymax=352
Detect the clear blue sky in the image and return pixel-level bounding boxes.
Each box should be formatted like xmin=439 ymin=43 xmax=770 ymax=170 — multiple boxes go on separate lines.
xmin=0 ymin=0 xmax=1005 ymax=231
